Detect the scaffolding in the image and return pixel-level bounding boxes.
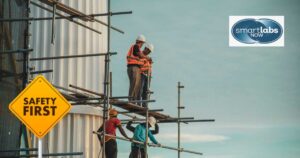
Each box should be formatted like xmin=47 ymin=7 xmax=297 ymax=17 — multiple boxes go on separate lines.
xmin=0 ymin=0 xmax=215 ymax=157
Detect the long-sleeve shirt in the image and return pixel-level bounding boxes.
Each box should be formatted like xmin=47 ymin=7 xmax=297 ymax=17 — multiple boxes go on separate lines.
xmin=132 ymin=123 xmax=158 ymax=148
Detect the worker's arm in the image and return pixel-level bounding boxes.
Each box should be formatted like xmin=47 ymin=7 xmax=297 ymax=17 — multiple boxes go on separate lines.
xmin=133 ymin=45 xmax=150 ymax=60
xmin=137 ymin=51 xmax=151 ymax=60
xmin=148 ymin=131 xmax=158 ymax=144
xmin=96 ymin=125 xmax=103 ymax=143
xmin=150 ymin=123 xmax=159 ymax=135
xmin=117 ymin=125 xmax=131 ymax=140
xmin=126 ymin=121 xmax=136 ymax=132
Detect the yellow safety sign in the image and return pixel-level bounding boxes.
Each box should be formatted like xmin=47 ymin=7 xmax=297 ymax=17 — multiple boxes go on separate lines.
xmin=9 ymin=75 xmax=71 ymax=138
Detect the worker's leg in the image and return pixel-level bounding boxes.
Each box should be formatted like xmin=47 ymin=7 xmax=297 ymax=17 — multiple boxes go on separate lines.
xmin=130 ymin=146 xmax=140 ymax=158
xmin=105 ymin=139 xmax=118 ymax=158
xmin=139 ymin=74 xmax=146 ymax=106
xmin=141 ymin=74 xmax=148 ymax=107
xmin=140 ymin=148 xmax=146 ymax=158
xmin=131 ymin=66 xmax=141 ymax=101
xmin=127 ymin=66 xmax=134 ymax=100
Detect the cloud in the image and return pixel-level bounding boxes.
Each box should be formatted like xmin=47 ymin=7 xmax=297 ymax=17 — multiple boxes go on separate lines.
xmin=157 ymin=133 xmax=229 ymax=143
xmin=152 ymin=156 xmax=163 ymax=158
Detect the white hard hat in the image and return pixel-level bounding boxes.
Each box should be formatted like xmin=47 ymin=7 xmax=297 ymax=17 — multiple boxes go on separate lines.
xmin=136 ymin=34 xmax=146 ymax=42
xmin=145 ymin=43 xmax=154 ymax=52
xmin=148 ymin=116 xmax=156 ymax=128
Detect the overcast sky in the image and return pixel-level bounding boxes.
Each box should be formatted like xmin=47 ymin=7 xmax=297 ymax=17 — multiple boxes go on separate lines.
xmin=110 ymin=0 xmax=300 ymax=157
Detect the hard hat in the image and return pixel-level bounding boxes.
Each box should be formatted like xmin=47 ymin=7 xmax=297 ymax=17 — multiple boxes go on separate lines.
xmin=148 ymin=116 xmax=156 ymax=127
xmin=145 ymin=43 xmax=154 ymax=52
xmin=136 ymin=34 xmax=146 ymax=42
xmin=109 ymin=108 xmax=118 ymax=117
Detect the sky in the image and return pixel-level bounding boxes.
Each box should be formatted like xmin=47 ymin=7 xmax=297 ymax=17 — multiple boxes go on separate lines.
xmin=109 ymin=0 xmax=300 ymax=158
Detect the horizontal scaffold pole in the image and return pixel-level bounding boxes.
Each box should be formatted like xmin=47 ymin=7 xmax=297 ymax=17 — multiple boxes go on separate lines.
xmin=31 ymin=1 xmax=128 ymax=34
xmin=69 ymin=84 xmax=104 ymax=97
xmin=0 ymin=49 xmax=33 ymax=54
xmin=54 ymin=85 xmax=91 ymax=98
xmin=0 ymin=148 xmax=38 ymax=152
xmin=30 ymin=69 xmax=53 ymax=75
xmin=0 ymin=11 xmax=133 ymax=22
xmin=92 ymin=132 xmax=203 ymax=156
xmin=30 ymin=1 xmax=102 ymax=35
xmin=0 ymin=152 xmax=83 ymax=158
xmin=30 ymin=52 xmax=117 ymax=61
xmin=117 ymin=100 xmax=156 ymax=104
xmin=120 ymin=117 xmax=194 ymax=123
xmin=118 ymin=109 xmax=163 ymax=114
xmin=122 ymin=119 xmax=215 ymax=124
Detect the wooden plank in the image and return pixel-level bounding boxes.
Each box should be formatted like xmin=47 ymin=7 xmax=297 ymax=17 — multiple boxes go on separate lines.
xmin=39 ymin=0 xmax=94 ymax=21
xmin=110 ymin=100 xmax=171 ymax=119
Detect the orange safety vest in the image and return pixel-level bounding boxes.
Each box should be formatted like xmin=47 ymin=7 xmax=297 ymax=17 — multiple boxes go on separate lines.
xmin=140 ymin=58 xmax=152 ymax=75
xmin=127 ymin=45 xmax=144 ymax=66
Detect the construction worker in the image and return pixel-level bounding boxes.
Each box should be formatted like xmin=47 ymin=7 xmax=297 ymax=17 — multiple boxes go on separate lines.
xmin=127 ymin=35 xmax=150 ymax=101
xmin=96 ymin=109 xmax=131 ymax=158
xmin=129 ymin=117 xmax=160 ymax=158
xmin=139 ymin=43 xmax=154 ymax=107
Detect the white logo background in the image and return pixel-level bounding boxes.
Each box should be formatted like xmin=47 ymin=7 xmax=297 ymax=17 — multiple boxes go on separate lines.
xmin=229 ymin=16 xmax=284 ymax=47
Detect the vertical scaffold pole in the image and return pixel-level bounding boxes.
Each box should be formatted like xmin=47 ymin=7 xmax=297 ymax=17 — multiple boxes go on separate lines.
xmin=177 ymin=82 xmax=184 ymax=158
xmin=145 ymin=106 xmax=149 ymax=158
xmin=51 ymin=0 xmax=57 ymax=44
xmin=102 ymin=0 xmax=111 ymax=157
xmin=38 ymin=139 xmax=42 ymax=158
xmin=145 ymin=67 xmax=151 ymax=157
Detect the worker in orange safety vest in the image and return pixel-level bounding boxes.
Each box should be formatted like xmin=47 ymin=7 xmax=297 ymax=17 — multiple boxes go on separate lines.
xmin=127 ymin=35 xmax=150 ymax=101
xmin=139 ymin=43 xmax=154 ymax=107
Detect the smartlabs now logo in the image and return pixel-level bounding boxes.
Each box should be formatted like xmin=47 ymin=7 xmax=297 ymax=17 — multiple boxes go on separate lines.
xmin=229 ymin=16 xmax=284 ymax=47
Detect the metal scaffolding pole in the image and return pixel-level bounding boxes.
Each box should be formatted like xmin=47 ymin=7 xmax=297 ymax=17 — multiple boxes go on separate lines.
xmin=51 ymin=0 xmax=57 ymax=44
xmin=0 ymin=148 xmax=38 ymax=152
xmin=177 ymin=82 xmax=184 ymax=158
xmin=0 ymin=152 xmax=84 ymax=158
xmin=101 ymin=0 xmax=112 ymax=157
xmin=0 ymin=12 xmax=133 ymax=22
xmin=144 ymin=65 xmax=153 ymax=157
xmin=0 ymin=49 xmax=33 ymax=54
xmin=92 ymin=132 xmax=203 ymax=156
xmin=30 ymin=1 xmax=102 ymax=35
xmin=0 ymin=1 xmax=132 ymax=34
xmin=29 ymin=52 xmax=117 ymax=61
xmin=69 ymin=84 xmax=104 ymax=97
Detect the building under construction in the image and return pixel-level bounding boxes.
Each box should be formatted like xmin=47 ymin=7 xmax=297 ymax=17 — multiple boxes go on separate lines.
xmin=0 ymin=0 xmax=214 ymax=157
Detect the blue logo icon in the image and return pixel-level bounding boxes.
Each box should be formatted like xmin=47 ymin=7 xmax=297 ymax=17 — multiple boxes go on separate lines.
xmin=231 ymin=18 xmax=283 ymax=44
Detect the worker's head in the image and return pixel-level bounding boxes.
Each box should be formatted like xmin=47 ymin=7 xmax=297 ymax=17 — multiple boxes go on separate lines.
xmin=143 ymin=43 xmax=154 ymax=55
xmin=136 ymin=34 xmax=146 ymax=47
xmin=148 ymin=116 xmax=156 ymax=128
xmin=109 ymin=108 xmax=118 ymax=117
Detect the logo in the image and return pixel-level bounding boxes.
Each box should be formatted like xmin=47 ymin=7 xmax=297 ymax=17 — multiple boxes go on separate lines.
xmin=9 ymin=75 xmax=71 ymax=138
xmin=229 ymin=16 xmax=284 ymax=47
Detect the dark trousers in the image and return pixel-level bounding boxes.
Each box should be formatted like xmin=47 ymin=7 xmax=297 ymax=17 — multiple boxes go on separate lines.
xmin=139 ymin=74 xmax=150 ymax=107
xmin=129 ymin=146 xmax=146 ymax=158
xmin=105 ymin=139 xmax=118 ymax=158
xmin=127 ymin=65 xmax=141 ymax=101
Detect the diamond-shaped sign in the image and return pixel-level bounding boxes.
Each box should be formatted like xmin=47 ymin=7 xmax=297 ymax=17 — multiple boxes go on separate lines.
xmin=9 ymin=75 xmax=71 ymax=138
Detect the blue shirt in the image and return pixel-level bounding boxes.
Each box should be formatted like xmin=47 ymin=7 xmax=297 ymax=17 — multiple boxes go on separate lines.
xmin=132 ymin=124 xmax=158 ymax=148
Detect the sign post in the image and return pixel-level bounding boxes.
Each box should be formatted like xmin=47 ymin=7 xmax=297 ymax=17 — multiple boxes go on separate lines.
xmin=38 ymin=139 xmax=42 ymax=158
xmin=9 ymin=75 xmax=71 ymax=156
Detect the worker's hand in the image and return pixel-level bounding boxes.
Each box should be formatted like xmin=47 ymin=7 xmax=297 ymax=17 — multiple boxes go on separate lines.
xmin=156 ymin=143 xmax=162 ymax=147
xmin=148 ymin=57 xmax=153 ymax=63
